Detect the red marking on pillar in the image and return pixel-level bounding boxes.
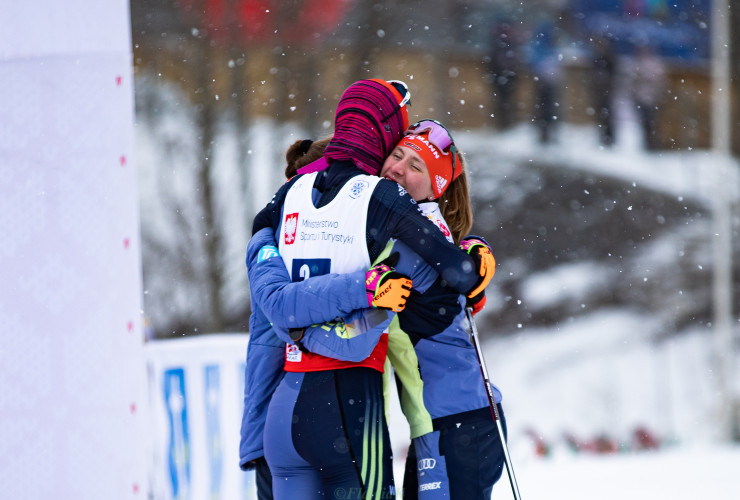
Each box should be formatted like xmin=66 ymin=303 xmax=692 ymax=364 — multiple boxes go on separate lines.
xmin=116 ymin=75 xmax=123 ymax=86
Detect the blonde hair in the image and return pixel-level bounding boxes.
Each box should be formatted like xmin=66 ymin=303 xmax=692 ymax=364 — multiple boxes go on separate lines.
xmin=284 ymin=137 xmax=330 ymax=179
xmin=437 ymin=152 xmax=472 ymax=245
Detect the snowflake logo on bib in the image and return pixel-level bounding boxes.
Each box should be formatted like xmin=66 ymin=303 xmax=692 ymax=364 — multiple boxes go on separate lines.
xmin=349 ymin=179 xmax=370 ymax=199
xmin=435 ymin=175 xmax=447 ymax=194
xmin=284 ymin=212 xmax=298 ymax=245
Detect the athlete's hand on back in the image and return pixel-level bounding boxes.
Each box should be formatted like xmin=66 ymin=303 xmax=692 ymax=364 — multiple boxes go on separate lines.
xmin=366 ymin=252 xmax=412 ymax=313
xmin=460 ymin=237 xmax=496 ymax=299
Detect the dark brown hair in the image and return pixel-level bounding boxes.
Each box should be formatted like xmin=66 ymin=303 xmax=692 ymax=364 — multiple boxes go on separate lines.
xmin=284 ymin=137 xmax=331 ymax=179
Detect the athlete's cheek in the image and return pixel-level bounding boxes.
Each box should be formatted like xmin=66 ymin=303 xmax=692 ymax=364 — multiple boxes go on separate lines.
xmin=379 ymin=162 xmax=395 ymax=179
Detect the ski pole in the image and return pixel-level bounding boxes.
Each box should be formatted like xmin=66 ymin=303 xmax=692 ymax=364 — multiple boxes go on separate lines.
xmin=465 ymin=307 xmax=523 ymax=500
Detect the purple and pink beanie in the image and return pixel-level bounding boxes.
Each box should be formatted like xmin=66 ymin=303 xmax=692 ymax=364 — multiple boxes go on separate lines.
xmin=322 ymin=79 xmax=410 ymax=175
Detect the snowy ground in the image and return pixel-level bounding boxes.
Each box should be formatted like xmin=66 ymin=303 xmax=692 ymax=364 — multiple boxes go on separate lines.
xmin=386 ymin=319 xmax=740 ymax=499
xmin=483 ymin=315 xmax=740 ymax=499
xmin=489 ymin=444 xmax=740 ymax=500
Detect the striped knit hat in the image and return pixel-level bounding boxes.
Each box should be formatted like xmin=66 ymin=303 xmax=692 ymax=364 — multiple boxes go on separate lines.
xmin=323 ymin=79 xmax=410 ymax=175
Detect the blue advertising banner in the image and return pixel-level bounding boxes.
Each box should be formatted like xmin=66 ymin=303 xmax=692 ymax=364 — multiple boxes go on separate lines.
xmin=164 ymin=368 xmax=191 ymax=499
xmin=204 ymin=365 xmax=223 ymax=499
xmin=147 ymin=335 xmax=254 ymax=499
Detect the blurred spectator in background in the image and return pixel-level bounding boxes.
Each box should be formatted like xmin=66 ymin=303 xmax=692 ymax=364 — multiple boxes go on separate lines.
xmin=632 ymin=426 xmax=661 ymax=451
xmin=528 ymin=21 xmax=562 ymax=144
xmin=629 ymin=45 xmax=667 ymax=150
xmin=589 ymin=35 xmax=617 ymax=147
xmin=488 ymin=22 xmax=520 ymax=129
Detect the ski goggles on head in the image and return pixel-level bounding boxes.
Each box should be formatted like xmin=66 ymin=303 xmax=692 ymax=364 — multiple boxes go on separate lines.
xmin=387 ymin=80 xmax=411 ymax=108
xmin=374 ymin=78 xmax=411 ymax=130
xmin=407 ymin=119 xmax=460 ymax=179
